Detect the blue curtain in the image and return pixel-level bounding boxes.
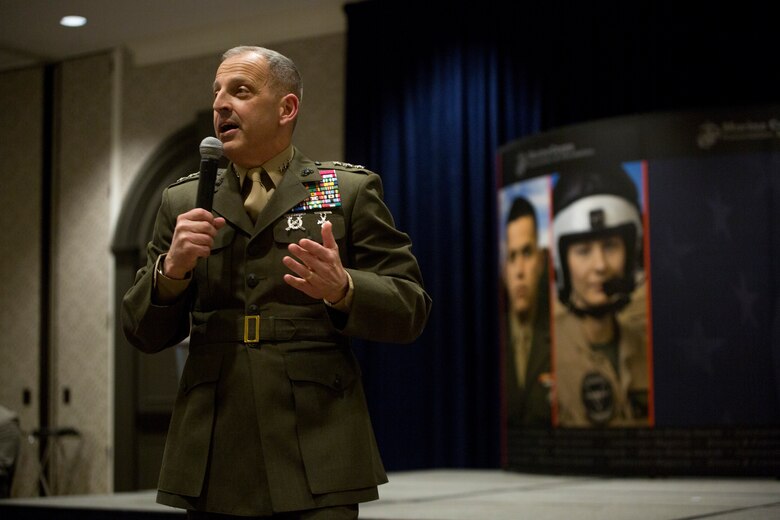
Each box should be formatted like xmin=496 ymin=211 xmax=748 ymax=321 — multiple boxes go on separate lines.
xmin=343 ymin=0 xmax=777 ymax=470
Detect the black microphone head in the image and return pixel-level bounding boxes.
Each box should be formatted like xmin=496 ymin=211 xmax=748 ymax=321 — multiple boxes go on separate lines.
xmin=199 ymin=136 xmax=223 ymax=160
xmin=603 ymin=277 xmax=633 ymax=298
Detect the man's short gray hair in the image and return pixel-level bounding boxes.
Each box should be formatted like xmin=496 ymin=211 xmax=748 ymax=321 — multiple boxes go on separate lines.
xmin=222 ymin=46 xmax=303 ymax=101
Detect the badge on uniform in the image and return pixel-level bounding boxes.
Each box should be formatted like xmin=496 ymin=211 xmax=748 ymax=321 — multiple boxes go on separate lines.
xmin=284 ymin=211 xmax=333 ymax=231
xmin=581 ymin=371 xmax=614 ymax=425
xmin=291 ymin=170 xmax=341 ymax=212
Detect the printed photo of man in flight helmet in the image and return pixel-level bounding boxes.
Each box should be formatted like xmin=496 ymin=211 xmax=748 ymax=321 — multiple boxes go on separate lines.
xmin=551 ymin=166 xmax=651 ymax=428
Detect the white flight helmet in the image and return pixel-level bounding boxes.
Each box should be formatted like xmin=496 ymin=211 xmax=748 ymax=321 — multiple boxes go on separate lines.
xmin=551 ymin=168 xmax=643 ymax=316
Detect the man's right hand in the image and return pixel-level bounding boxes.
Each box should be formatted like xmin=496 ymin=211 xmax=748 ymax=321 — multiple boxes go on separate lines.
xmin=163 ymin=208 xmax=226 ymax=279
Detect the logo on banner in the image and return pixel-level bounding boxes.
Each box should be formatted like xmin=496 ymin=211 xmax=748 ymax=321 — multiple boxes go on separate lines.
xmin=514 ymin=143 xmax=595 ymax=178
xmin=697 ymin=118 xmax=780 ymax=149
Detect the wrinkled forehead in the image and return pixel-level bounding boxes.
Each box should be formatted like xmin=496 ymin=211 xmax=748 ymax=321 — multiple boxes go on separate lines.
xmin=214 ymin=53 xmax=268 ymax=87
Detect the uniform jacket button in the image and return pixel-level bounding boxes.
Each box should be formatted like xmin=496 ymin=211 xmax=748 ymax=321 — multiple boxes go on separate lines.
xmin=247 ymin=304 xmax=259 ymax=314
xmin=247 ymin=273 xmax=259 ymax=288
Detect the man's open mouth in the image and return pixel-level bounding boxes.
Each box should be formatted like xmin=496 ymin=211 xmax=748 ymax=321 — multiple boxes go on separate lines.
xmin=219 ymin=122 xmax=239 ymax=134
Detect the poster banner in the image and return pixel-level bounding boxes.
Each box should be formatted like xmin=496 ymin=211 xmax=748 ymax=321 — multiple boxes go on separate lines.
xmin=498 ymin=106 xmax=780 ymax=476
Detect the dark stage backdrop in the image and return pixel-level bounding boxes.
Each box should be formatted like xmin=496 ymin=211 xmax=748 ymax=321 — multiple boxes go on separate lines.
xmin=498 ymin=107 xmax=780 ymax=475
xmin=343 ymin=0 xmax=778 ymax=471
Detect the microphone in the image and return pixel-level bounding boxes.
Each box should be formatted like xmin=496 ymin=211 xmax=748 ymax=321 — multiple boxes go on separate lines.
xmin=603 ymin=277 xmax=633 ymax=299
xmin=196 ymin=137 xmax=223 ymax=211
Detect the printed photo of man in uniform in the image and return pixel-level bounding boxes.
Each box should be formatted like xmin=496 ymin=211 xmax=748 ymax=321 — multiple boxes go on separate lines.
xmin=550 ymin=166 xmax=651 ymax=428
xmin=502 ymin=196 xmax=552 ymax=428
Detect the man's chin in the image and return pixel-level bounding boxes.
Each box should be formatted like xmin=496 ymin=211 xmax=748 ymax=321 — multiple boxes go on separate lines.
xmin=221 ymin=143 xmax=244 ymax=164
xmin=512 ymin=305 xmax=531 ymax=319
xmin=511 ymin=295 xmax=530 ymax=312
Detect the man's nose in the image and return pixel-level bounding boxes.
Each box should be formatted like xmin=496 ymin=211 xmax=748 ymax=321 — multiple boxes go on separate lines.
xmin=213 ymin=91 xmax=229 ymax=112
xmin=514 ymin=259 xmax=526 ymax=277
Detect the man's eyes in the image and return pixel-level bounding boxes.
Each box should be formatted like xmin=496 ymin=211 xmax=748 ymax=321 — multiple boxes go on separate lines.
xmin=214 ymin=86 xmax=252 ymax=97
xmin=508 ymin=248 xmax=534 ymax=261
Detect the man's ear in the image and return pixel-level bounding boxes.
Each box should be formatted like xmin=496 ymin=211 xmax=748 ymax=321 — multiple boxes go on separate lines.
xmin=279 ymin=93 xmax=299 ymax=126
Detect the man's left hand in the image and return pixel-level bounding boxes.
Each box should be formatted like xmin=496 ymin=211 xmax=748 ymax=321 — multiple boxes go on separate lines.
xmin=283 ymin=221 xmax=348 ymax=302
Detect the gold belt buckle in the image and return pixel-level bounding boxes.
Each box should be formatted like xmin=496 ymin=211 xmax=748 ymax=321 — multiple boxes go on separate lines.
xmin=244 ymin=315 xmax=260 ymax=343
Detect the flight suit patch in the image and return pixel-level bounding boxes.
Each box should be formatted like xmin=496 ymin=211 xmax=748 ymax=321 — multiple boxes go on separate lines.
xmin=581 ymin=371 xmax=614 ymax=425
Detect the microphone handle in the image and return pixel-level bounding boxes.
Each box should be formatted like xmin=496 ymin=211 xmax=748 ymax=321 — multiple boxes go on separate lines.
xmin=196 ymin=158 xmax=219 ymax=211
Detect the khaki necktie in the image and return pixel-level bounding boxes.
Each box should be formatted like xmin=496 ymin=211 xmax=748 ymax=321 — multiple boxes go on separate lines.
xmin=244 ymin=168 xmax=274 ymax=222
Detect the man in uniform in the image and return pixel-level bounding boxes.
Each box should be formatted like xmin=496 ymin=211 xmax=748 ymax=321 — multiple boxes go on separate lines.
xmin=122 ymin=46 xmax=431 ymax=519
xmin=503 ymin=197 xmax=551 ymax=428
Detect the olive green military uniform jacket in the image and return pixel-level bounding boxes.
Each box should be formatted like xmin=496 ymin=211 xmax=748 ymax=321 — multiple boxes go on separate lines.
xmin=504 ymin=262 xmax=552 ymax=429
xmin=121 ymin=148 xmax=432 ymax=516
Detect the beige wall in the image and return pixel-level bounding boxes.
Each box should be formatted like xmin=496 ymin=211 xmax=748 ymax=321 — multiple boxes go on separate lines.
xmin=51 ymin=53 xmax=114 ymax=495
xmin=0 ymin=31 xmax=345 ymax=497
xmin=0 ymin=67 xmax=43 ymax=497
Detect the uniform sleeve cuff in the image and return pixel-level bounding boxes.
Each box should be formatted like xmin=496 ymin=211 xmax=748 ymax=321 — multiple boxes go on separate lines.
xmin=153 ymin=254 xmax=191 ymax=304
xmin=324 ymin=271 xmax=354 ymax=312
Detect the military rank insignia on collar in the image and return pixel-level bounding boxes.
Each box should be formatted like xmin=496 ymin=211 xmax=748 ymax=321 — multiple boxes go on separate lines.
xmin=291 ymin=169 xmax=342 ymax=212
